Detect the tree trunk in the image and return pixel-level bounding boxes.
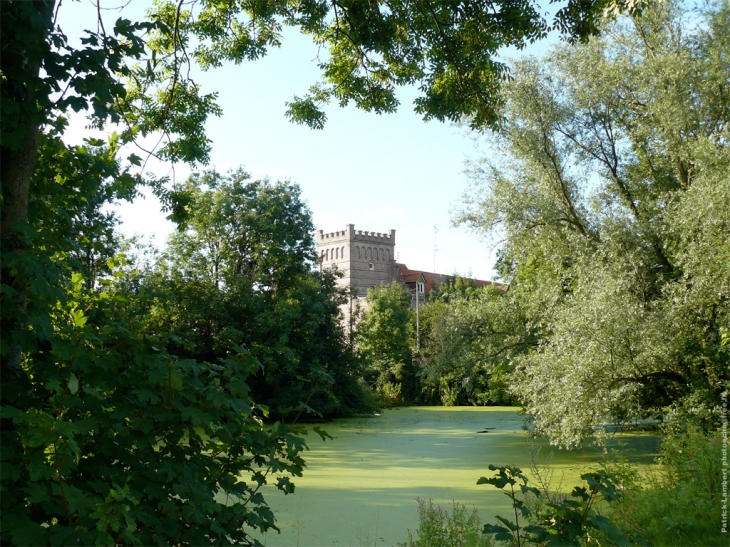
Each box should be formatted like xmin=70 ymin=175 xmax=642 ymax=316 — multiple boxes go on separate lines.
xmin=1 ymin=114 xmax=41 ymax=242
xmin=0 ymin=0 xmax=55 ymax=371
xmin=0 ymin=0 xmax=55 ymax=243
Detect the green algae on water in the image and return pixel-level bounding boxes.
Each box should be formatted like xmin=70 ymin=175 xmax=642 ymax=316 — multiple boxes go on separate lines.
xmin=255 ymin=407 xmax=658 ymax=547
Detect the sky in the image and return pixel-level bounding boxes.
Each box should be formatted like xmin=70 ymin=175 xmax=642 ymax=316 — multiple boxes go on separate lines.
xmin=56 ymin=0 xmax=556 ymax=281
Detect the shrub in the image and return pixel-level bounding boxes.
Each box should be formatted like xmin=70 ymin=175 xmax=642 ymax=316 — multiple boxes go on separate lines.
xmin=401 ymin=498 xmax=493 ymax=547
xmin=478 ymin=465 xmax=631 ymax=546
xmin=608 ymin=425 xmax=726 ymax=546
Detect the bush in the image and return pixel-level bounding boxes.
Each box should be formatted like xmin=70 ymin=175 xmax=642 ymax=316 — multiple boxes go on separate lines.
xmin=401 ymin=498 xmax=493 ymax=547
xmin=478 ymin=465 xmax=631 ymax=546
xmin=608 ymin=425 xmax=726 ymax=546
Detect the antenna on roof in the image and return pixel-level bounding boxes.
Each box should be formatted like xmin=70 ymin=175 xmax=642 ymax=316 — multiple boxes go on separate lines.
xmin=434 ymin=225 xmax=439 ymax=273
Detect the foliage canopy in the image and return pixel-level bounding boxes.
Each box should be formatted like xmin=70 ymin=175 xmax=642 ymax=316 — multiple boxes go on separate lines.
xmin=457 ymin=0 xmax=730 ymax=447
xmin=134 ymin=169 xmax=373 ymax=417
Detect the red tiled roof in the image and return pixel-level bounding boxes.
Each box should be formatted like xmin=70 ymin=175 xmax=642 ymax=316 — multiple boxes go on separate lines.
xmin=397 ymin=263 xmax=502 ymax=294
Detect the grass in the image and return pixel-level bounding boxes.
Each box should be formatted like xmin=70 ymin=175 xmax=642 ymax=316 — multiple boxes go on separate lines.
xmin=405 ymin=422 xmax=726 ymax=547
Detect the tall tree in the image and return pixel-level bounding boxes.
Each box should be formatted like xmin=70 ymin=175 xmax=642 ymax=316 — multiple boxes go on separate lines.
xmin=417 ymin=283 xmax=525 ymax=406
xmin=457 ymin=0 xmax=730 ymax=447
xmin=2 ymin=0 xmax=648 ymax=266
xmin=136 ymin=169 xmax=372 ymax=416
xmin=357 ymin=282 xmax=417 ymax=404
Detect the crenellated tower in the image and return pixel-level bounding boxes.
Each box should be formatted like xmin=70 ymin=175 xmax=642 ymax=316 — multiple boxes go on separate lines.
xmin=317 ymin=224 xmax=398 ymax=297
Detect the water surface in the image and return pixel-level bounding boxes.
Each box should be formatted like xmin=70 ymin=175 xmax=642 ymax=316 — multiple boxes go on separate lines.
xmin=257 ymin=407 xmax=657 ymax=547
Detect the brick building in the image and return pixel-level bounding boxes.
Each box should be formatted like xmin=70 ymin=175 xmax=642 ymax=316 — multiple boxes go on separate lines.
xmin=317 ymin=224 xmax=399 ymax=298
xmin=317 ymin=224 xmax=498 ymax=308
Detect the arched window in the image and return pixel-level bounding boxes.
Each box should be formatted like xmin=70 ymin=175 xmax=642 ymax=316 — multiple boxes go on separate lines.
xmin=368 ymin=247 xmax=372 ymax=259
xmin=341 ymin=246 xmax=345 ymax=259
xmin=335 ymin=247 xmax=339 ymax=260
xmin=325 ymin=249 xmax=329 ymax=260
xmin=379 ymin=248 xmax=384 ymax=260
xmin=357 ymin=247 xmax=361 ymax=259
xmin=385 ymin=249 xmax=390 ymax=261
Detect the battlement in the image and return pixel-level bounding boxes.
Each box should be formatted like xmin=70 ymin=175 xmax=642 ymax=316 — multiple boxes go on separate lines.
xmin=318 ymin=230 xmax=349 ymax=240
xmin=317 ymin=223 xmax=499 ymax=320
xmin=352 ymin=229 xmax=395 ymax=242
xmin=317 ymin=224 xmax=396 ymax=244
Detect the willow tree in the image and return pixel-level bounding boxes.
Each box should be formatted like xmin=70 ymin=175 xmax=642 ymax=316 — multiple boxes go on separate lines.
xmin=458 ymin=0 xmax=730 ymax=447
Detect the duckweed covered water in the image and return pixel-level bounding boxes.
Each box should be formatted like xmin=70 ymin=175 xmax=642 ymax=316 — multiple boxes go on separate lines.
xmin=256 ymin=407 xmax=658 ymax=547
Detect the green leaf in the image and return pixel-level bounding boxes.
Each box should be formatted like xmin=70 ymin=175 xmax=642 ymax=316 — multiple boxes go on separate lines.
xmin=68 ymin=372 xmax=79 ymax=394
xmin=0 ymin=405 xmax=21 ymax=419
xmin=312 ymin=426 xmax=333 ymax=441
xmin=589 ymin=514 xmax=632 ymax=546
xmin=483 ymin=523 xmax=511 ymax=535
xmin=521 ymin=485 xmax=541 ymax=497
xmin=10 ymin=518 xmax=48 ymax=546
xmin=495 ymin=515 xmax=517 ymax=531
xmin=524 ymin=524 xmax=548 ymax=536
xmin=71 ymin=309 xmax=88 ymax=328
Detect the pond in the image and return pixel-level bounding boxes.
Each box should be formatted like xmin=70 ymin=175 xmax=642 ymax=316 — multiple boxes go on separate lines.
xmin=256 ymin=407 xmax=658 ymax=547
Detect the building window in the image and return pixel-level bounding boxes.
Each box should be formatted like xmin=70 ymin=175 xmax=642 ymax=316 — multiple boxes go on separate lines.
xmin=417 ymin=281 xmax=425 ymax=294
xmin=369 ymin=263 xmax=374 ymax=270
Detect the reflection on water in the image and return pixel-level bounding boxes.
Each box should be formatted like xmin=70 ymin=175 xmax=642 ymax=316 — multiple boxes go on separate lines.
xmin=253 ymin=407 xmax=658 ymax=547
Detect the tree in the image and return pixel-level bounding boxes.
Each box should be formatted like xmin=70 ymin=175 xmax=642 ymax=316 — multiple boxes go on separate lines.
xmin=1 ymin=221 xmax=312 ymax=545
xmin=135 ymin=169 xmax=372 ymax=416
xmin=417 ymin=284 xmax=525 ymax=406
xmin=0 ymin=0 xmax=654 ymax=401
xmin=356 ymin=282 xmax=417 ymax=404
xmin=457 ymin=0 xmax=730 ymax=447
xmin=2 ymin=0 xmax=650 ymax=261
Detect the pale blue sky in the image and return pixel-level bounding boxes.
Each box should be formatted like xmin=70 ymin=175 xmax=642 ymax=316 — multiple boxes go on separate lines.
xmin=57 ymin=0 xmax=558 ymax=280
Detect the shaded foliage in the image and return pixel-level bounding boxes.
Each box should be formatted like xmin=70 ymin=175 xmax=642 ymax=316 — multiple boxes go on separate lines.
xmin=416 ymin=282 xmax=524 ymax=406
xmin=479 ymin=465 xmax=632 ymax=546
xmin=0 ymin=0 xmax=662 ymax=543
xmin=356 ymin=282 xmax=418 ymax=405
xmin=129 ymin=170 xmax=373 ymax=417
xmin=1 ymin=144 xmax=312 ymax=545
